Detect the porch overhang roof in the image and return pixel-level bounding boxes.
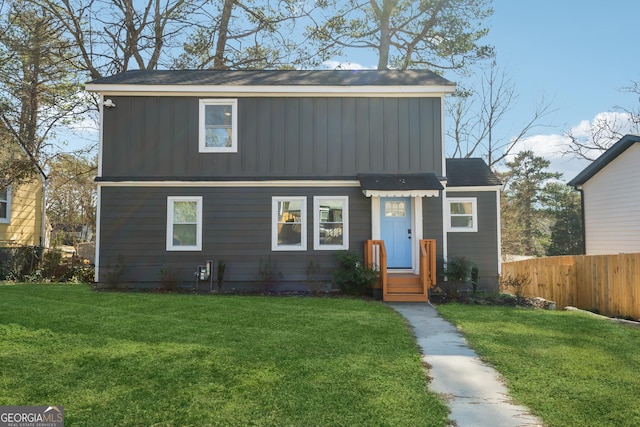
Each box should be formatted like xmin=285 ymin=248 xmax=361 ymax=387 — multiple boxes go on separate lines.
xmin=358 ymin=173 xmax=443 ymax=198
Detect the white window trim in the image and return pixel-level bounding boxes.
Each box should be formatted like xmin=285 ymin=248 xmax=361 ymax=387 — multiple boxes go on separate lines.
xmin=166 ymin=196 xmax=203 ymax=251
xmin=0 ymin=186 xmax=11 ymax=224
xmin=272 ymin=196 xmax=307 ymax=251
xmin=313 ymin=196 xmax=349 ymax=250
xmin=446 ymin=197 xmax=478 ymax=232
xmin=199 ymin=99 xmax=238 ymax=153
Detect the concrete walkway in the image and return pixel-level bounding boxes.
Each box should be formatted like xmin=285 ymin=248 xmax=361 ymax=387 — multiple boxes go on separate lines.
xmin=388 ymin=303 xmax=544 ymax=427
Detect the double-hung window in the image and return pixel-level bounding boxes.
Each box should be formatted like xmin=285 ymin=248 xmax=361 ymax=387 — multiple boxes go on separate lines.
xmin=0 ymin=187 xmax=10 ymax=224
xmin=167 ymin=196 xmax=203 ymax=251
xmin=447 ymin=197 xmax=478 ymax=232
xmin=314 ymin=196 xmax=348 ymax=250
xmin=199 ymin=99 xmax=238 ymax=153
xmin=272 ymin=197 xmax=307 ymax=251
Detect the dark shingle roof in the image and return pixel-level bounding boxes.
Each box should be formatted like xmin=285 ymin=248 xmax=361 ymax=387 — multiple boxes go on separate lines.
xmin=568 ymin=134 xmax=640 ymax=186
xmin=87 ymin=69 xmax=454 ymax=88
xmin=358 ymin=173 xmax=444 ymax=191
xmin=446 ymin=158 xmax=501 ymax=187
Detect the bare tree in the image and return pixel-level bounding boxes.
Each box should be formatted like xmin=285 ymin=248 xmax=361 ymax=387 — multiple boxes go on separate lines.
xmin=307 ymin=0 xmax=494 ymax=71
xmin=447 ymin=62 xmax=555 ymax=168
xmin=174 ymin=0 xmax=323 ymax=70
xmin=562 ymin=80 xmax=640 ymax=161
xmin=0 ymin=0 xmax=86 ymax=187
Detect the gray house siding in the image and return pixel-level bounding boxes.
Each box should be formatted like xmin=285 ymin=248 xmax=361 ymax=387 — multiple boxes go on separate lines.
xmin=446 ymin=191 xmax=499 ymax=291
xmin=98 ymin=185 xmax=371 ymax=289
xmin=422 ymin=196 xmax=445 ymax=269
xmin=101 ymin=96 xmax=443 ymax=179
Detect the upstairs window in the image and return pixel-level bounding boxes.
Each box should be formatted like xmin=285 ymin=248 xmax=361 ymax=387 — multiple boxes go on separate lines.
xmin=447 ymin=197 xmax=477 ymax=232
xmin=167 ymin=196 xmax=203 ymax=251
xmin=199 ymin=99 xmax=238 ymax=153
xmin=314 ymin=196 xmax=349 ymax=250
xmin=0 ymin=187 xmax=10 ymax=224
xmin=272 ymin=197 xmax=307 ymax=251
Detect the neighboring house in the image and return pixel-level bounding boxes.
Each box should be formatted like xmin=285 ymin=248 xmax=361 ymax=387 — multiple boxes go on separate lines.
xmin=0 ymin=143 xmax=48 ymax=248
xmin=569 ymin=134 xmax=640 ymax=255
xmin=86 ymin=70 xmax=502 ymax=299
xmin=0 ymin=179 xmax=48 ymax=248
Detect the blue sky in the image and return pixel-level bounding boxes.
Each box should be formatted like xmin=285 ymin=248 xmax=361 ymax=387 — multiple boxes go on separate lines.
xmin=462 ymin=0 xmax=640 ymax=179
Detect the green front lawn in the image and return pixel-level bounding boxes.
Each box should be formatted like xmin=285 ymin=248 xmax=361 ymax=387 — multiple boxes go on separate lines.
xmin=438 ymin=304 xmax=640 ymax=427
xmin=0 ymin=284 xmax=448 ymax=426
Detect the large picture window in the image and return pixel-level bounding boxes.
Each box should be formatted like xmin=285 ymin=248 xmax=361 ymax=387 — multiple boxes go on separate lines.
xmin=272 ymin=197 xmax=307 ymax=251
xmin=167 ymin=196 xmax=203 ymax=251
xmin=314 ymin=196 xmax=348 ymax=250
xmin=0 ymin=187 xmax=10 ymax=224
xmin=447 ymin=197 xmax=477 ymax=232
xmin=199 ymin=99 xmax=238 ymax=153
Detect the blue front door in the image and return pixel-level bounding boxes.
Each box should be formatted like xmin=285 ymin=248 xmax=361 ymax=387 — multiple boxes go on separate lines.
xmin=380 ymin=197 xmax=412 ymax=268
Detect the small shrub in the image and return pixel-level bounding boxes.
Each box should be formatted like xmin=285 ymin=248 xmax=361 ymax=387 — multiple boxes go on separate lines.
xmin=0 ymin=246 xmax=43 ymax=281
xmin=258 ymin=256 xmax=281 ymax=293
xmin=104 ymin=254 xmax=126 ymax=289
xmin=70 ymin=265 xmax=95 ymax=283
xmin=333 ymin=251 xmax=378 ymax=296
xmin=217 ymin=260 xmax=226 ymax=292
xmin=443 ymin=256 xmax=476 ymax=283
xmin=160 ymin=267 xmax=181 ymax=291
xmin=500 ymin=273 xmax=531 ymax=299
xmin=471 ymin=265 xmax=479 ymax=293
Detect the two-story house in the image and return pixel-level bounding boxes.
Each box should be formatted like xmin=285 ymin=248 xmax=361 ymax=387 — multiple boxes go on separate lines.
xmin=86 ymin=70 xmax=501 ymax=300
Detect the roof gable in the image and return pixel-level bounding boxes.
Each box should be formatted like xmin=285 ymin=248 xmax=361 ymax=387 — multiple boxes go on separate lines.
xmin=568 ymin=134 xmax=640 ymax=187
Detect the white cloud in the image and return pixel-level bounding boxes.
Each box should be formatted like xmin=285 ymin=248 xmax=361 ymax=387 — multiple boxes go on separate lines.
xmin=505 ymin=111 xmax=638 ymax=181
xmin=321 ymin=60 xmax=374 ymax=70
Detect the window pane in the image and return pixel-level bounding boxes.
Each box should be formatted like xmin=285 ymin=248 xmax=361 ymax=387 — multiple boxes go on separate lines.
xmin=0 ymin=189 xmax=6 ymax=200
xmin=319 ymin=223 xmax=343 ymax=245
xmin=205 ymin=128 xmax=232 ymax=148
xmin=278 ymin=223 xmax=302 ymax=245
xmin=385 ymin=201 xmax=406 ymax=217
xmin=450 ymin=202 xmax=472 ymax=215
xmin=174 ymin=201 xmax=197 ymax=223
xmin=205 ymin=104 xmax=232 ymax=126
xmin=0 ymin=202 xmax=6 ymax=218
xmin=451 ymin=215 xmax=473 ymax=228
xmin=278 ymin=200 xmax=302 ymax=223
xmin=173 ymin=224 xmax=197 ymax=246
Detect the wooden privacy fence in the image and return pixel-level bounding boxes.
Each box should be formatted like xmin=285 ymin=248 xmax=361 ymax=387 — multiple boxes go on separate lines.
xmin=502 ymin=253 xmax=640 ymax=320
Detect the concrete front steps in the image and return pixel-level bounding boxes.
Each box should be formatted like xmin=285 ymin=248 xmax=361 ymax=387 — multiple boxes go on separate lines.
xmin=384 ymin=273 xmax=428 ymax=302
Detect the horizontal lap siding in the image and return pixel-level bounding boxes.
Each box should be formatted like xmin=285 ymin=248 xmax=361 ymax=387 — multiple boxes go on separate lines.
xmin=582 ymin=144 xmax=640 ymax=254
xmin=98 ymin=186 xmax=371 ymax=287
xmin=0 ymin=182 xmax=43 ymax=247
xmin=446 ymin=191 xmax=499 ymax=290
xmin=101 ymin=96 xmax=442 ymax=178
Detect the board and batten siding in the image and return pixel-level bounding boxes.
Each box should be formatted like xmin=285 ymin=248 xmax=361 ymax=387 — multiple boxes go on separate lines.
xmin=101 ymin=96 xmax=443 ymax=178
xmin=445 ymin=190 xmax=499 ymax=290
xmin=98 ymin=186 xmax=371 ymax=288
xmin=582 ymin=143 xmax=640 ymax=255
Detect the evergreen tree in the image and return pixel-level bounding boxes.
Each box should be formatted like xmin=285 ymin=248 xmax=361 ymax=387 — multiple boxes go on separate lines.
xmin=500 ymin=151 xmax=561 ymax=256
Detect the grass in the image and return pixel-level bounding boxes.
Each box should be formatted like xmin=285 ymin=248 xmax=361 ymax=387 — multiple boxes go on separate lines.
xmin=0 ymin=284 xmax=448 ymax=426
xmin=438 ymin=303 xmax=640 ymax=427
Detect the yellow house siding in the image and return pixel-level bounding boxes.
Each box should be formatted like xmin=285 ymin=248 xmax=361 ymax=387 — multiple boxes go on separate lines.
xmin=0 ymin=181 xmax=44 ymax=247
